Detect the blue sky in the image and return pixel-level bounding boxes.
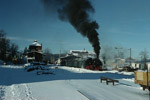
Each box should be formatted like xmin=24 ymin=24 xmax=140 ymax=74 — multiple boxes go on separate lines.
xmin=0 ymin=0 xmax=150 ymax=58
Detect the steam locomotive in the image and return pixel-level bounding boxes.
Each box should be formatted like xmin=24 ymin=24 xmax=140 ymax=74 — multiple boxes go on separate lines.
xmin=60 ymin=56 xmax=103 ymax=71
xmin=85 ymin=58 xmax=103 ymax=71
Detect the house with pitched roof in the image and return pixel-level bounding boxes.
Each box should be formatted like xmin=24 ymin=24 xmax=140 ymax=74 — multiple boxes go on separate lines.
xmin=27 ymin=40 xmax=43 ymax=62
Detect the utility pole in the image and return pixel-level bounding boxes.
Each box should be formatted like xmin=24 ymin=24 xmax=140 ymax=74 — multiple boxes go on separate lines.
xmin=115 ymin=47 xmax=122 ymax=68
xmin=59 ymin=49 xmax=61 ymax=58
xmin=128 ymin=48 xmax=131 ymax=67
xmin=144 ymin=49 xmax=149 ymax=94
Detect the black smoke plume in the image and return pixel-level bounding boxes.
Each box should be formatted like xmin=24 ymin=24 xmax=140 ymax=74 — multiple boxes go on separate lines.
xmin=41 ymin=0 xmax=101 ymax=58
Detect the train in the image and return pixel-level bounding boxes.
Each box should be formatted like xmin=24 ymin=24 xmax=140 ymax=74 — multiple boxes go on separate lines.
xmin=85 ymin=58 xmax=103 ymax=71
xmin=60 ymin=56 xmax=103 ymax=71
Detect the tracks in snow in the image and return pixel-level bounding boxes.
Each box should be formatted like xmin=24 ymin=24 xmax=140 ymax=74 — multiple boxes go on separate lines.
xmin=0 ymin=86 xmax=5 ymax=100
xmin=23 ymin=84 xmax=36 ymax=100
xmin=2 ymin=83 xmax=37 ymax=100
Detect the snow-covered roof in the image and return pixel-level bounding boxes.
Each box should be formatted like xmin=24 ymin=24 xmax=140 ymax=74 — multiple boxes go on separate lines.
xmin=27 ymin=57 xmax=35 ymax=60
xmin=88 ymin=51 xmax=96 ymax=55
xmin=70 ymin=50 xmax=88 ymax=53
xmin=28 ymin=51 xmax=43 ymax=54
xmin=30 ymin=40 xmax=41 ymax=46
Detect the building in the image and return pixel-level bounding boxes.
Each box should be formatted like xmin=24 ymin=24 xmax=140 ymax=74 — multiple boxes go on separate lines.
xmin=56 ymin=49 xmax=96 ymax=67
xmin=131 ymin=62 xmax=140 ymax=69
xmin=112 ymin=58 xmax=126 ymax=68
xmin=132 ymin=60 xmax=150 ymax=70
xmin=68 ymin=50 xmax=96 ymax=58
xmin=27 ymin=40 xmax=43 ymax=62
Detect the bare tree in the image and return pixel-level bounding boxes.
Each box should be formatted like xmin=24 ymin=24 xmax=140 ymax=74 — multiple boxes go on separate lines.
xmin=43 ymin=48 xmax=52 ymax=64
xmin=0 ymin=30 xmax=10 ymax=61
xmin=139 ymin=50 xmax=149 ymax=61
xmin=9 ymin=43 xmax=19 ymax=60
xmin=23 ymin=47 xmax=28 ymax=56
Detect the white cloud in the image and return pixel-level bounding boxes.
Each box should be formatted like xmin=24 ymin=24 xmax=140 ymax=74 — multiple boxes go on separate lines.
xmin=106 ymin=27 xmax=133 ymax=36
xmin=8 ymin=36 xmax=34 ymax=42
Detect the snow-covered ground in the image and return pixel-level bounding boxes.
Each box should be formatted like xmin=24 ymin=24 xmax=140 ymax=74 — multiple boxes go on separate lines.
xmin=0 ymin=65 xmax=149 ymax=100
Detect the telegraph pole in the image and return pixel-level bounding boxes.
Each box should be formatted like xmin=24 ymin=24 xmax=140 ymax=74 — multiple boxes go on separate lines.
xmin=128 ymin=48 xmax=131 ymax=67
xmin=59 ymin=49 xmax=61 ymax=58
xmin=144 ymin=49 xmax=150 ymax=98
xmin=115 ymin=47 xmax=122 ymax=68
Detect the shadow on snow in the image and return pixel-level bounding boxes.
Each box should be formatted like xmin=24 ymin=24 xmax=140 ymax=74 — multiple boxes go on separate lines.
xmin=0 ymin=66 xmax=134 ymax=86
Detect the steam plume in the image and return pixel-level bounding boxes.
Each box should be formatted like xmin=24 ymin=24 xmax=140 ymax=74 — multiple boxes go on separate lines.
xmin=41 ymin=0 xmax=101 ymax=58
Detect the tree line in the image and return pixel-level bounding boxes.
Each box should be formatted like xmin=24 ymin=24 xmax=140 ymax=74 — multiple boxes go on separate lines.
xmin=0 ymin=30 xmax=67 ymax=64
xmin=0 ymin=30 xmax=21 ymax=64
